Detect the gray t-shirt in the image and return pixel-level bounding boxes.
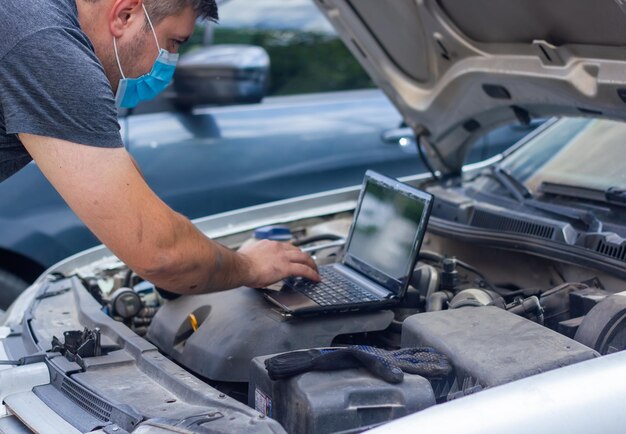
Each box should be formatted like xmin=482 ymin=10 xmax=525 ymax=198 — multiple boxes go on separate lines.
xmin=0 ymin=0 xmax=123 ymax=182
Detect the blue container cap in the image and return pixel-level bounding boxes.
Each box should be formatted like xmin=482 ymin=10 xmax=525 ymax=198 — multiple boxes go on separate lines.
xmin=254 ymin=225 xmax=292 ymax=241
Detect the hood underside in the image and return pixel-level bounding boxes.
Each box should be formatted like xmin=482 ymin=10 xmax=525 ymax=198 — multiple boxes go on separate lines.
xmin=315 ymin=0 xmax=626 ymax=173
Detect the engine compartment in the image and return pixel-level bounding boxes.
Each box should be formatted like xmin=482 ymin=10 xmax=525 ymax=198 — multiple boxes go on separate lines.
xmin=69 ymin=212 xmax=626 ymax=433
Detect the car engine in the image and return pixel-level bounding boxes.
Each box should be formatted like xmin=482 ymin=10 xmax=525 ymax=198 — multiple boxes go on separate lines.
xmin=72 ymin=213 xmax=626 ymax=433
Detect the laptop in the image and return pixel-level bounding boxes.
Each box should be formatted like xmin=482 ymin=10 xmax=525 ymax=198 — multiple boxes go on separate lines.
xmin=264 ymin=170 xmax=433 ymax=316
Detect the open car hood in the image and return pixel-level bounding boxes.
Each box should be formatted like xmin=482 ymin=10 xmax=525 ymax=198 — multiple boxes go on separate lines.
xmin=315 ymin=0 xmax=626 ymax=174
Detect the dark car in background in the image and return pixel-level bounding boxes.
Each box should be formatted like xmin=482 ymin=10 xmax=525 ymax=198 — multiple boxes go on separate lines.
xmin=0 ymin=0 xmax=539 ymax=308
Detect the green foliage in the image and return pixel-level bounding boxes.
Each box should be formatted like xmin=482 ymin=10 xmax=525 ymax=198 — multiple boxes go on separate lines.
xmin=180 ymin=25 xmax=206 ymax=55
xmin=182 ymin=27 xmax=374 ymax=96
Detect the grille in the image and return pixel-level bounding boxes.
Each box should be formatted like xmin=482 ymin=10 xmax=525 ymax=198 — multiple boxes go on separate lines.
xmin=595 ymin=240 xmax=626 ymax=262
xmin=471 ymin=209 xmax=555 ymax=239
xmin=61 ymin=378 xmax=112 ymax=421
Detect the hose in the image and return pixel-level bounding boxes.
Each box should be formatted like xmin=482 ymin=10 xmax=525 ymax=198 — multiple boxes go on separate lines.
xmin=426 ymin=291 xmax=452 ymax=312
xmin=292 ymin=234 xmax=343 ymax=247
xmin=506 ymin=295 xmax=545 ymax=324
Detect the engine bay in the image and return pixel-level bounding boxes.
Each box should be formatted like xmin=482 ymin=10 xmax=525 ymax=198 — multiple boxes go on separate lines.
xmin=40 ymin=211 xmax=626 ymax=433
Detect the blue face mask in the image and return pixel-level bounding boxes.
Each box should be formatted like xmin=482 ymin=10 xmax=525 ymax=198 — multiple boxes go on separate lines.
xmin=113 ymin=4 xmax=179 ymax=109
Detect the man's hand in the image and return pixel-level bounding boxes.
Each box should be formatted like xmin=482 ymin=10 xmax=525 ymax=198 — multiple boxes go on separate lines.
xmin=238 ymin=240 xmax=320 ymax=288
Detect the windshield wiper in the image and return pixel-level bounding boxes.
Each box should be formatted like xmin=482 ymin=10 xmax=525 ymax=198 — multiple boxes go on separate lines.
xmin=541 ymin=182 xmax=626 ymax=207
xmin=486 ymin=167 xmax=603 ymax=232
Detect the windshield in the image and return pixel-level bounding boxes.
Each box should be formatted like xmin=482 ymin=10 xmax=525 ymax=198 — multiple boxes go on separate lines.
xmin=496 ymin=118 xmax=626 ymax=193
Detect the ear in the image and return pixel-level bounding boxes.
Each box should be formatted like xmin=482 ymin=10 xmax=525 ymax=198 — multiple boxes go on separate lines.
xmin=109 ymin=0 xmax=144 ymax=38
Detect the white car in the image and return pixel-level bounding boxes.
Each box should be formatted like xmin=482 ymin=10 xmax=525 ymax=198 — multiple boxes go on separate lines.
xmin=2 ymin=0 xmax=626 ymax=433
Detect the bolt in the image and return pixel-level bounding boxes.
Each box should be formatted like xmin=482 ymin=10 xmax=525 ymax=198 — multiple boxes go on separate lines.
xmin=259 ymin=414 xmax=266 ymax=419
xmin=218 ymin=393 xmax=226 ymax=398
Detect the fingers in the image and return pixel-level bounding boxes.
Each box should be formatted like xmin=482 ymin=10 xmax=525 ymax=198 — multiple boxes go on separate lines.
xmin=285 ymin=249 xmax=319 ymax=281
xmin=287 ymin=263 xmax=321 ymax=283
xmin=275 ymin=242 xmax=319 ymax=280
xmin=241 ymin=240 xmax=320 ymax=286
xmin=287 ymin=250 xmax=319 ymax=273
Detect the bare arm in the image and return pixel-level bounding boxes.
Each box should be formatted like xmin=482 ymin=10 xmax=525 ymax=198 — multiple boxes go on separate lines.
xmin=20 ymin=133 xmax=319 ymax=294
xmin=129 ymin=154 xmax=145 ymax=180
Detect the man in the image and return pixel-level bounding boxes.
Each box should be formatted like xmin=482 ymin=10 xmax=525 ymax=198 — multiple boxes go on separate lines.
xmin=0 ymin=0 xmax=320 ymax=295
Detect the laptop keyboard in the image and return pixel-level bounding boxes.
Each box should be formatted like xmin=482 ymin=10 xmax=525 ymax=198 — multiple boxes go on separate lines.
xmin=285 ymin=267 xmax=382 ymax=307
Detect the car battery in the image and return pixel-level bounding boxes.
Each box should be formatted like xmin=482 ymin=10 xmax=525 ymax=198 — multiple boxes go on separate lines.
xmin=249 ymin=353 xmax=436 ymax=434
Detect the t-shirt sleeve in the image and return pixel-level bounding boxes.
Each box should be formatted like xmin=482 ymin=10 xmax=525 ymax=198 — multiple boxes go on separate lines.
xmin=0 ymin=27 xmax=124 ymax=148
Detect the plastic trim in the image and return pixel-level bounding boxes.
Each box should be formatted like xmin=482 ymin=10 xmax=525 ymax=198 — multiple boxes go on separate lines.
xmin=0 ymin=363 xmax=50 ymax=417
xmin=3 ymin=392 xmax=81 ymax=434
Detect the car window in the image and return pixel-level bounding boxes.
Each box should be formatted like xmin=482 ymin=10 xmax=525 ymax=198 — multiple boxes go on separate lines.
xmin=198 ymin=0 xmax=374 ymax=96
xmin=464 ymin=120 xmax=545 ymax=165
xmin=502 ymin=118 xmax=626 ymax=192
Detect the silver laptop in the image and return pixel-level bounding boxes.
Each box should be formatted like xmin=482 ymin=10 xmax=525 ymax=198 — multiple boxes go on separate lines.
xmin=264 ymin=170 xmax=433 ymax=316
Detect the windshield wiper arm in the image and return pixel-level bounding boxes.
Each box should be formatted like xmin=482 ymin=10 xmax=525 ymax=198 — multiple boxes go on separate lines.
xmin=487 ymin=168 xmax=603 ymax=232
xmin=525 ymin=200 xmax=603 ymax=232
xmin=489 ymin=166 xmax=533 ymax=202
xmin=605 ymin=187 xmax=626 ymax=205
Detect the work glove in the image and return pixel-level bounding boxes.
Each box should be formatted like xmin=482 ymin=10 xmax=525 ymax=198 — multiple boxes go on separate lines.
xmin=265 ymin=345 xmax=452 ymax=384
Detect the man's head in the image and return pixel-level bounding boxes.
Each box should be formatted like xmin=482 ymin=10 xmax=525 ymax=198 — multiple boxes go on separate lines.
xmin=77 ymin=0 xmax=218 ymax=93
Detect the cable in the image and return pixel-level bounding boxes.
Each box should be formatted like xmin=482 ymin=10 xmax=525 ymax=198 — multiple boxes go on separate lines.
xmin=0 ymin=360 xmax=19 ymax=366
xmin=417 ymin=251 xmax=501 ymax=293
xmin=123 ymin=268 xmax=134 ymax=288
xmin=292 ymin=234 xmax=343 ymax=247
xmin=455 ymin=260 xmax=489 ymax=283
xmin=418 ymin=131 xmax=456 ymax=174
xmin=419 ymin=251 xmax=488 ymax=283
xmin=416 ymin=133 xmax=439 ymax=181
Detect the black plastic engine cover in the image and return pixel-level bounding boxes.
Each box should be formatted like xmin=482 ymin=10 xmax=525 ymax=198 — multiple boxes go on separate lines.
xmin=147 ymin=287 xmax=394 ymax=382
xmin=401 ymin=306 xmax=599 ymax=390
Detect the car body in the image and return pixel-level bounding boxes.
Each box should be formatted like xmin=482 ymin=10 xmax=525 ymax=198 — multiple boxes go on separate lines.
xmin=3 ymin=120 xmax=626 ymax=433
xmin=0 ymin=0 xmax=539 ymax=308
xmin=4 ymin=0 xmax=626 ymax=433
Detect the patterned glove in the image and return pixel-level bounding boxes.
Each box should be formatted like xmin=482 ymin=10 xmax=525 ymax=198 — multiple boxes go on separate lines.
xmin=265 ymin=345 xmax=452 ymax=384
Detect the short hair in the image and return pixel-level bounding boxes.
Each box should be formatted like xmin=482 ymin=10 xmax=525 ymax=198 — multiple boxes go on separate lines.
xmin=83 ymin=0 xmax=218 ymax=24
xmin=144 ymin=0 xmax=219 ymax=24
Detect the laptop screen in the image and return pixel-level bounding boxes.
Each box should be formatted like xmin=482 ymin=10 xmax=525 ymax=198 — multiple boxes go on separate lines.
xmin=343 ymin=172 xmax=433 ymax=295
